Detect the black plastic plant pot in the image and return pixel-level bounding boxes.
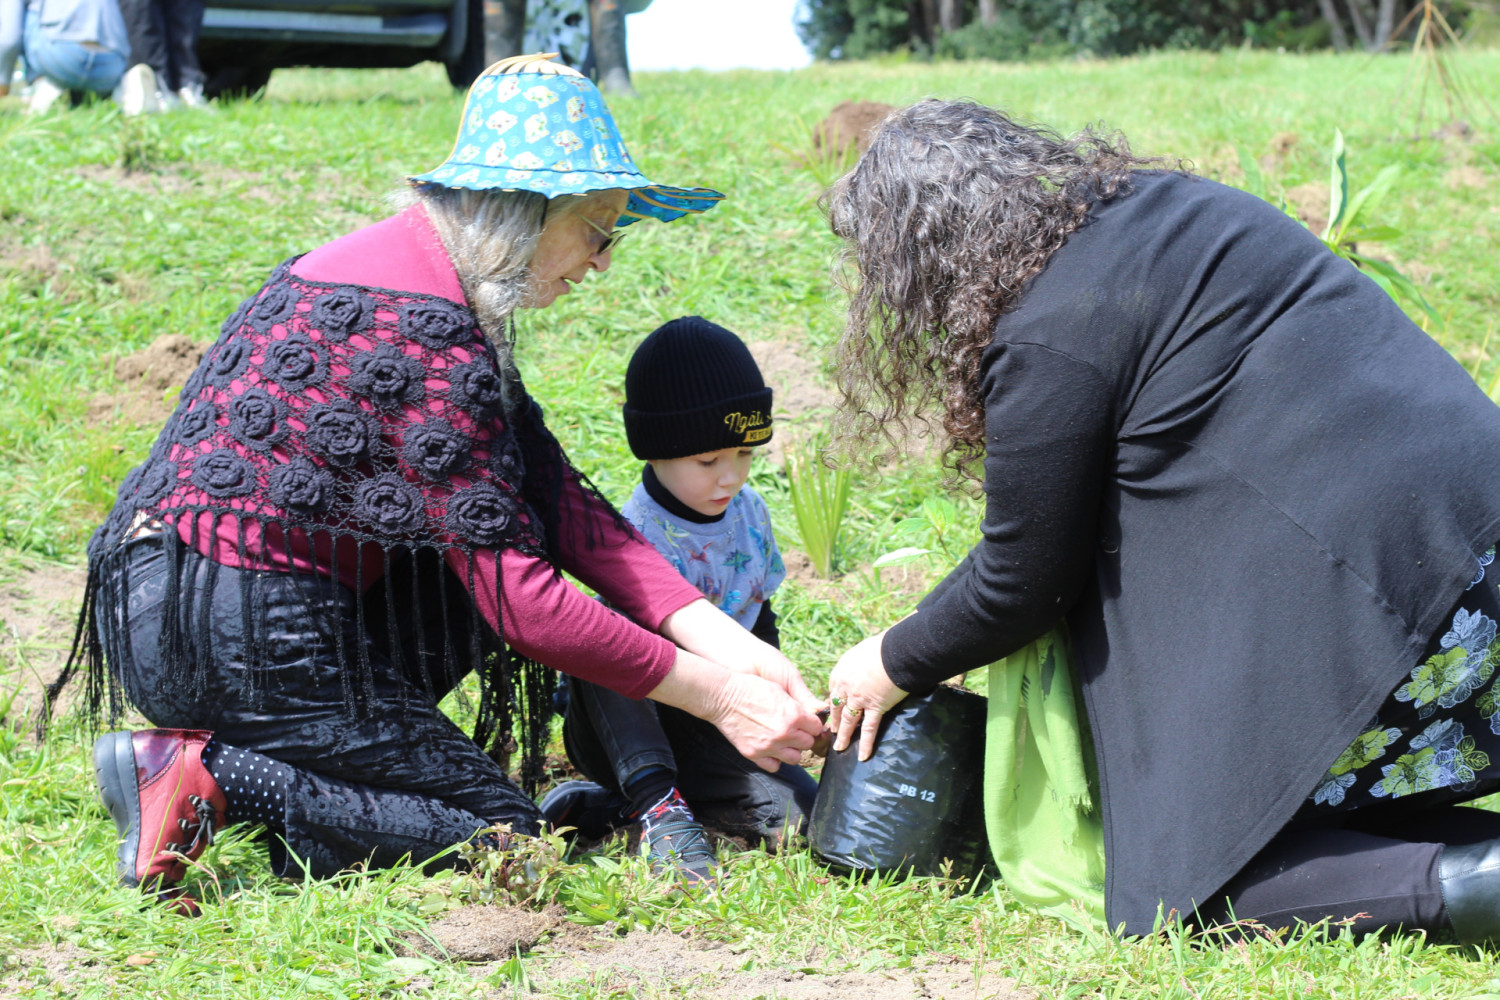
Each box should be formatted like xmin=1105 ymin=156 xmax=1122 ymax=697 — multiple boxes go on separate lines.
xmin=809 ymin=683 xmax=990 ymax=881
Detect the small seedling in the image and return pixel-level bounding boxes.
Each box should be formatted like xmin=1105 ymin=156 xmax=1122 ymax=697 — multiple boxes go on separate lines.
xmin=1319 ymin=129 xmax=1442 ymax=331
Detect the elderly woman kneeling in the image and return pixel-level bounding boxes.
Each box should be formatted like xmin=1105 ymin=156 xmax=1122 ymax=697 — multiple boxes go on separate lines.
xmin=65 ymin=55 xmax=823 ymax=909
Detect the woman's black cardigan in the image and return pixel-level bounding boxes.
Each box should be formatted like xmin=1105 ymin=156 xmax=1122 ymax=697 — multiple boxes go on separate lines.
xmin=881 ymin=171 xmax=1500 ymax=935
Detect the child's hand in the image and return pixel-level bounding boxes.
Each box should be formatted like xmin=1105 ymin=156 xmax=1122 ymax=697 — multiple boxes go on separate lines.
xmin=660 ymin=598 xmax=823 ymax=713
xmin=742 ymin=647 xmax=824 ymax=716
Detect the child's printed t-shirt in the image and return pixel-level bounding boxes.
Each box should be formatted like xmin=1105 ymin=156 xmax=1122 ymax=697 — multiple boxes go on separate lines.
xmin=621 ymin=484 xmax=785 ymax=630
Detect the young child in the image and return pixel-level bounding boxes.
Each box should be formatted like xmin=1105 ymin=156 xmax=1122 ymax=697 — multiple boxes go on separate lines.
xmin=541 ymin=315 xmax=816 ymax=885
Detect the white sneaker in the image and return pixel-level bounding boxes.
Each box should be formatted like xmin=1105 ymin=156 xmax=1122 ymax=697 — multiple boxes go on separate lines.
xmin=176 ymin=84 xmax=212 ymax=110
xmin=26 ymin=77 xmax=66 ymax=114
xmin=115 ymin=63 xmax=162 ymax=116
xmin=158 ymin=87 xmax=182 ymax=111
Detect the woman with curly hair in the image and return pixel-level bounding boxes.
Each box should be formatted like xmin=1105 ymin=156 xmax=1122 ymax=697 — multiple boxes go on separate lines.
xmin=824 ymin=99 xmax=1500 ymax=941
xmin=63 ymin=54 xmax=824 ymax=911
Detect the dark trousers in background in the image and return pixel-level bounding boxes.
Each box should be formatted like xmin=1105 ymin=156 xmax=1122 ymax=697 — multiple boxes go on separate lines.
xmin=564 ymin=674 xmax=818 ymax=845
xmin=117 ymin=0 xmax=204 ymax=90
xmin=102 ymin=534 xmax=540 ymax=879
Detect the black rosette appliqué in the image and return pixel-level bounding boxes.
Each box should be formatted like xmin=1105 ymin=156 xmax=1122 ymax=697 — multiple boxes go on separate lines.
xmin=262 ymin=333 xmax=326 ymax=394
xmin=489 ymin=429 xmax=524 ymax=482
xmin=220 ymin=296 xmax=254 ymax=339
xmin=307 ymin=290 xmax=375 ymax=344
xmin=228 ymin=388 xmax=290 ymax=452
xmin=191 ymin=449 xmax=257 ymax=498
xmin=445 ymin=483 xmax=519 ymax=546
xmin=346 ymin=344 xmax=424 ymax=410
xmin=400 ymin=300 xmax=474 ymax=350
xmin=177 ymin=362 xmax=209 ymax=404
xmin=353 ymin=474 xmax=427 ymax=535
xmin=268 ymin=457 xmax=334 ymax=514
xmin=174 ymin=402 xmax=219 ymax=448
xmin=247 ymin=283 xmax=299 ymax=334
xmin=401 ymin=419 xmax=471 ymax=481
xmin=205 ymin=339 xmax=250 ymax=390
xmin=121 ymin=458 xmax=177 ymax=506
xmin=305 ymin=399 xmax=375 ymax=468
xmin=447 ymin=358 xmax=506 ymax=420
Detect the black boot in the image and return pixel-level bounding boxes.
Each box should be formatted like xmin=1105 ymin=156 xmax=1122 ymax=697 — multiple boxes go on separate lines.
xmin=1439 ymin=840 xmax=1500 ymax=943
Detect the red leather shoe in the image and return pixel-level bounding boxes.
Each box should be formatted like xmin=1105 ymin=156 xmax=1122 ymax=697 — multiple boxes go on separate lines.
xmin=93 ymin=730 xmax=227 ymax=893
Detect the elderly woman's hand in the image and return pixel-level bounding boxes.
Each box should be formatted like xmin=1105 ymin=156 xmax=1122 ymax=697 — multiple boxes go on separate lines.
xmin=827 ymin=630 xmax=910 ymax=762
xmin=647 ymin=647 xmax=822 ymax=771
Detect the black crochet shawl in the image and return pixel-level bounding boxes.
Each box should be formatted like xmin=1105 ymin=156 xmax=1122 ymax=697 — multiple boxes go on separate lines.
xmin=54 ymin=259 xmax=621 ymax=791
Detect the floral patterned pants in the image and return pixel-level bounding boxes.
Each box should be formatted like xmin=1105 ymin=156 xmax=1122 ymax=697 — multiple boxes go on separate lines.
xmin=1190 ymin=549 xmax=1500 ymax=936
xmin=1302 ymin=548 xmax=1500 ymax=817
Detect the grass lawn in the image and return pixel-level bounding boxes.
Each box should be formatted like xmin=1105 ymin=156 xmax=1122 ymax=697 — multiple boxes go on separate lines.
xmin=2 ymin=46 xmax=1500 ymax=998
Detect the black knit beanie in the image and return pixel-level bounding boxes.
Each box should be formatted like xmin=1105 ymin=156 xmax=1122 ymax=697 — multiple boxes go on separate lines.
xmin=623 ymin=316 xmax=773 ymax=460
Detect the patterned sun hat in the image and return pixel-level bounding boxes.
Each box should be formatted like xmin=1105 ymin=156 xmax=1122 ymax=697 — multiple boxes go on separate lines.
xmin=409 ymin=53 xmax=725 ymax=229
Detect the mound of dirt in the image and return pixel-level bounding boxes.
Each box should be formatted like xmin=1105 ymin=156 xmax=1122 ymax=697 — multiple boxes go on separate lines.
xmin=89 ymin=333 xmax=206 ymax=428
xmin=814 ymin=101 xmax=897 ymax=158
xmin=406 ymin=904 xmax=568 ymax=962
xmin=113 ymin=333 xmax=204 ymax=389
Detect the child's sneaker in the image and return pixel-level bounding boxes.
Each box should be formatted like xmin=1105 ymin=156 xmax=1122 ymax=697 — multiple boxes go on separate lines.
xmin=639 ymin=789 xmax=718 ymax=888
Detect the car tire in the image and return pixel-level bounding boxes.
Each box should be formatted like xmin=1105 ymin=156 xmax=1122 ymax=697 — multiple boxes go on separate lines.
xmin=445 ymin=0 xmax=486 ymax=89
xmin=203 ymin=66 xmax=273 ymax=101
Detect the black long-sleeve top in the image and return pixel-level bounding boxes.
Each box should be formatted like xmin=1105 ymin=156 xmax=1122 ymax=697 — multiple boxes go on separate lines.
xmin=881 ymin=171 xmax=1500 ymax=934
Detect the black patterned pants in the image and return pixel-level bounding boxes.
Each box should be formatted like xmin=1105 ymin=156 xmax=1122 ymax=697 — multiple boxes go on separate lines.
xmin=102 ymin=532 xmax=540 ymax=879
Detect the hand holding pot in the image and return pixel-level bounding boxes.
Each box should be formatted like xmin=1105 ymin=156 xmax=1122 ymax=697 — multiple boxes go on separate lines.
xmin=827 ymin=630 xmax=910 ymax=761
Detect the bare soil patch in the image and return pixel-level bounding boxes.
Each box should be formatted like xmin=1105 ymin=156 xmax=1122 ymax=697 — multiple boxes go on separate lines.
xmin=0 ymin=938 xmax=103 ymax=995
xmin=0 ymin=232 xmax=62 ymax=282
xmin=408 ymin=905 xmax=1031 ymax=999
xmin=1284 ymin=181 xmax=1328 ymax=236
xmin=0 ymin=555 xmax=87 ymax=723
xmin=406 ymin=904 xmax=570 ymax=961
xmin=1258 ymin=130 xmax=1300 ymax=175
xmin=1445 ymin=164 xmax=1490 ymax=190
xmin=748 ymin=333 xmax=838 ymax=467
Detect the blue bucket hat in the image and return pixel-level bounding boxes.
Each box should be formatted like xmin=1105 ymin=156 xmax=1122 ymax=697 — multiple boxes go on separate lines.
xmin=410 ymin=54 xmax=725 ymax=229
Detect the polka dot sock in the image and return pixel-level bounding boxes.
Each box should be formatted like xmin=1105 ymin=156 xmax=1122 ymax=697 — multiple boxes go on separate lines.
xmin=201 ymin=740 xmax=291 ymax=831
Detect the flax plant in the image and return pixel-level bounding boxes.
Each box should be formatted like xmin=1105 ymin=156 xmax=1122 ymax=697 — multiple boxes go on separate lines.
xmin=784 ymin=438 xmax=852 ymax=579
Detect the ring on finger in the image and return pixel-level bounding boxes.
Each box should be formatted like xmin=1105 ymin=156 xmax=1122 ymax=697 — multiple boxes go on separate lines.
xmin=847 ymin=706 xmax=864 ymax=717
xmin=831 ymin=695 xmax=843 ymax=707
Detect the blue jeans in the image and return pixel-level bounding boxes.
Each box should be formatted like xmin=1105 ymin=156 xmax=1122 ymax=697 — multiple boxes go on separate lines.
xmin=23 ymin=10 xmax=126 ymax=94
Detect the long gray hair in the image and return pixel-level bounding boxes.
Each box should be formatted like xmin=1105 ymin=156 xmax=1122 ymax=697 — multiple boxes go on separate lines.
xmin=412 ymin=184 xmax=547 ymax=344
xmin=825 ymin=99 xmax=1152 ymax=485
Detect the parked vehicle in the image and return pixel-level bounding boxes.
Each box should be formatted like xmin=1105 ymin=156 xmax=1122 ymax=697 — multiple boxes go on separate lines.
xmin=197 ymin=0 xmax=489 ymax=98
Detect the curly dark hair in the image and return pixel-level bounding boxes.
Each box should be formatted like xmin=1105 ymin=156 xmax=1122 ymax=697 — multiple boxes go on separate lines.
xmin=825 ymin=99 xmax=1155 ymax=486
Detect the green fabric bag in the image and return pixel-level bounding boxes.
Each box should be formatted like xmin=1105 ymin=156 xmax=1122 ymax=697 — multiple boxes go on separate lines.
xmin=985 ymin=627 xmax=1107 ymax=922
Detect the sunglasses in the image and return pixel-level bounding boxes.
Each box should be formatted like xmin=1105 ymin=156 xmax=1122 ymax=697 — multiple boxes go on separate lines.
xmin=582 ymin=215 xmax=628 ymax=256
